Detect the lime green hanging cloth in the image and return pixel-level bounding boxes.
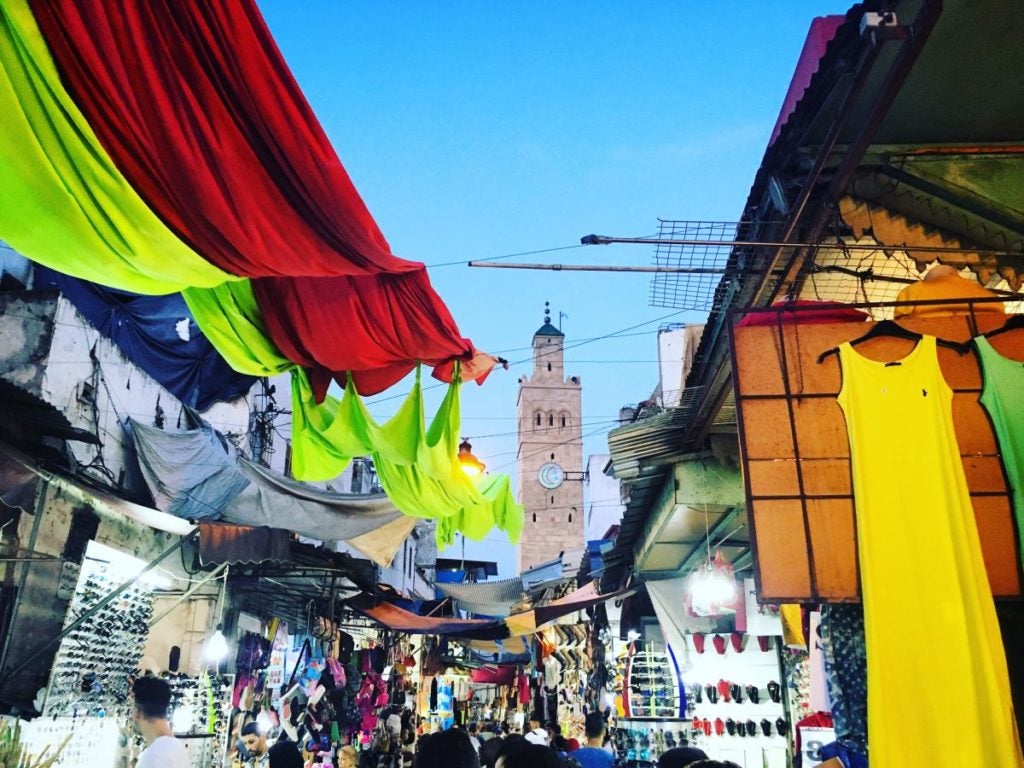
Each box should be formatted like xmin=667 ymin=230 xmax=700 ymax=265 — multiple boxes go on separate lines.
xmin=290 ymin=368 xmax=523 ymax=545
xmin=183 ymin=282 xmax=293 ymax=376
xmin=0 ymin=0 xmax=232 ymax=294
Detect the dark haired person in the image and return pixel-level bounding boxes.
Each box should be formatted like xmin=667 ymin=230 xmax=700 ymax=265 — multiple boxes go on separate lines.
xmin=241 ymin=721 xmax=270 ymax=767
xmin=132 ymin=676 xmax=189 ymax=768
xmin=570 ymin=712 xmax=613 ymax=768
xmin=416 ymin=728 xmax=480 ymax=768
xmin=658 ymin=747 xmax=709 ymax=768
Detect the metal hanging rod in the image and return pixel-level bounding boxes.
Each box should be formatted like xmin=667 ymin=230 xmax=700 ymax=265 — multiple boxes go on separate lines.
xmin=467 ymin=262 xmax=764 ymax=274
xmin=580 ymin=233 xmax=1024 ymax=257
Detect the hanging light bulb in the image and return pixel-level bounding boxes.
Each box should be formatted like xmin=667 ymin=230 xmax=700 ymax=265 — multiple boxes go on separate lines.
xmin=204 ymin=625 xmax=229 ymax=663
xmin=688 ymin=551 xmax=738 ymax=617
xmin=458 ymin=439 xmax=486 ymax=477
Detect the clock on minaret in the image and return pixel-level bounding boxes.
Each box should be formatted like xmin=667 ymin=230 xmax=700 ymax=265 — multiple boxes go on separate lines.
xmin=516 ymin=303 xmax=584 ymax=573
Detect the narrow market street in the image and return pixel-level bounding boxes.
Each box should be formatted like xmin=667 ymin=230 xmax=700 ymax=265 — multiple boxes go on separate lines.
xmin=0 ymin=1 xmax=1022 ymax=767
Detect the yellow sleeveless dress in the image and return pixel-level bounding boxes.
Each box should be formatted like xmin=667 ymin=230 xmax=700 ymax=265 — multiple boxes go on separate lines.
xmin=837 ymin=335 xmax=1022 ymax=765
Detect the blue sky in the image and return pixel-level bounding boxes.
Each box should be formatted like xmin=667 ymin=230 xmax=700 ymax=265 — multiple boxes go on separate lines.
xmin=258 ymin=1 xmax=851 ymax=576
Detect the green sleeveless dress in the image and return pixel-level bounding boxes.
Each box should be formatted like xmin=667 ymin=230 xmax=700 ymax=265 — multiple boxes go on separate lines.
xmin=976 ymin=335 xmax=1024 ymax=566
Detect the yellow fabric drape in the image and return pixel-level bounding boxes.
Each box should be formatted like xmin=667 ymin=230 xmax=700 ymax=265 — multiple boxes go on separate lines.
xmin=838 ymin=336 xmax=1021 ymax=765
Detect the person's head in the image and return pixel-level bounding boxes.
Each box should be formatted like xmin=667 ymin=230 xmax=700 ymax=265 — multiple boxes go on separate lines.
xmin=339 ymin=745 xmax=358 ymax=768
xmin=528 ymin=718 xmax=541 ymax=732
xmin=241 ymin=721 xmax=268 ymax=757
xmin=417 ymin=728 xmax=480 ymax=768
xmin=583 ymin=712 xmax=605 ymax=743
xmin=497 ymin=743 xmax=561 ymax=768
xmin=544 ymin=722 xmax=557 ymax=739
xmin=267 ymin=740 xmax=304 ymax=768
xmin=658 ymin=747 xmax=710 ymax=768
xmin=688 ymin=761 xmax=741 ymax=768
xmin=131 ymin=676 xmax=172 ymax=739
xmin=551 ymin=735 xmax=568 ymax=752
xmin=469 ymin=722 xmax=479 ymax=735
xmin=132 ymin=676 xmax=171 ymax=721
xmin=479 ymin=735 xmax=504 ymax=768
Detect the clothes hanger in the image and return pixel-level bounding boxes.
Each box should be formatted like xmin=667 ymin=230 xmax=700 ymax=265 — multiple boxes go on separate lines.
xmin=978 ymin=313 xmax=1024 ymax=341
xmin=817 ymin=319 xmax=963 ymax=364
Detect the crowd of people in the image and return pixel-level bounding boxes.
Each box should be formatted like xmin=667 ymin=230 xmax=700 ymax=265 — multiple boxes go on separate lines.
xmin=131 ymin=677 xmax=740 ymax=768
xmin=414 ymin=713 xmax=738 ymax=768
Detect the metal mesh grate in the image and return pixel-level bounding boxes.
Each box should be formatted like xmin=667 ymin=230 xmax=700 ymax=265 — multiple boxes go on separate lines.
xmin=648 ymin=219 xmax=746 ymax=310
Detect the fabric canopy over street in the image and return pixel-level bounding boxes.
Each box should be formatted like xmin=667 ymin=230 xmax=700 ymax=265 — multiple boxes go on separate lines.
xmin=129 ymin=415 xmax=417 ymax=566
xmin=349 ymin=582 xmax=635 ymax=639
xmin=345 ymin=593 xmax=507 ymax=640
xmin=0 ymin=0 xmax=519 ymax=537
xmin=33 ymin=266 xmax=255 ymax=411
xmin=437 ymin=577 xmax=526 ymax=617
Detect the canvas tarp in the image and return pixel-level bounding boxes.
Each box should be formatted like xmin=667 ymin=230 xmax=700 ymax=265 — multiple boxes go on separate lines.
xmin=128 ymin=417 xmax=411 ymax=566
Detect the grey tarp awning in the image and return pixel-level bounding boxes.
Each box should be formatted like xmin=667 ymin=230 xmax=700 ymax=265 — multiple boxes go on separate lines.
xmin=128 ymin=418 xmax=413 ymax=566
xmin=437 ymin=577 xmax=526 ymax=617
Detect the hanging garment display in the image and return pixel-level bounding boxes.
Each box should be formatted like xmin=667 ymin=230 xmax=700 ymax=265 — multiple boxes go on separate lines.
xmin=974 ymin=335 xmax=1024 ymax=562
xmin=819 ymin=603 xmax=867 ymax=756
xmin=837 ymin=335 xmax=1021 ymax=764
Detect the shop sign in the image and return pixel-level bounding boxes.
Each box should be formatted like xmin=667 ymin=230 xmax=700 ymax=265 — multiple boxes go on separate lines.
xmin=800 ymin=726 xmax=837 ymax=767
xmin=56 ymin=561 xmax=81 ymax=601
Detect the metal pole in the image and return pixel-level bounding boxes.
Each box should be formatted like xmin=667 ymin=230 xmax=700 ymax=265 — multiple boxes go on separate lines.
xmin=0 ymin=482 xmax=48 ymax=676
xmin=148 ymin=564 xmax=227 ymax=628
xmin=579 ymin=235 xmax=1020 ymax=257
xmin=468 ymin=262 xmax=765 ymax=274
xmin=3 ymin=533 xmax=193 ymax=682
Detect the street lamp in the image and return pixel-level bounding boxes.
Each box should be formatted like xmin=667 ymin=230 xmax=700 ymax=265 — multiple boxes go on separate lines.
xmin=458 ymin=439 xmax=486 ymax=477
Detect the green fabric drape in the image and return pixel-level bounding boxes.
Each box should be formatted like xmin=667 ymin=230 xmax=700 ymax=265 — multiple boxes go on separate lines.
xmin=0 ymin=0 xmax=232 ymax=294
xmin=182 ymin=281 xmax=293 ymax=376
xmin=291 ymin=369 xmax=523 ymax=546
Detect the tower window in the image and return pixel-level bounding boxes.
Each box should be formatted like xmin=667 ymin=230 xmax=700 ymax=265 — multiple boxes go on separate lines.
xmin=569 ymin=511 xmax=573 ymax=523
xmin=550 ymin=495 xmax=554 ymax=504
xmin=547 ymin=362 xmax=551 ymax=371
xmin=548 ymin=414 xmax=553 ymax=426
xmin=561 ymin=416 xmax=566 ymax=428
xmin=532 ymin=512 xmax=537 ymax=522
xmin=550 ymin=453 xmax=554 ymax=460
xmin=535 ymin=413 xmax=541 ymax=427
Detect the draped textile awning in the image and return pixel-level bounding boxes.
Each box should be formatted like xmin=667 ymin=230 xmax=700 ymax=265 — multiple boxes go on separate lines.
xmin=345 ymin=593 xmax=508 ymax=640
xmin=349 ymin=582 xmax=635 ymax=639
xmin=128 ymin=416 xmax=415 ymax=567
xmin=437 ymin=577 xmax=526 ymax=617
xmin=33 ymin=266 xmax=255 ymax=410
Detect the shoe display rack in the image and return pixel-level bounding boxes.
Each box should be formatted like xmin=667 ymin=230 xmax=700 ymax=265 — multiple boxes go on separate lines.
xmin=679 ymin=633 xmax=789 ymax=768
xmin=43 ymin=548 xmax=155 ymax=720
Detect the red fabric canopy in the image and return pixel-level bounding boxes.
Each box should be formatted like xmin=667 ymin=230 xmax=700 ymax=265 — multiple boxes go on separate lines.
xmin=31 ymin=0 xmax=416 ymax=278
xmin=253 ymin=271 xmax=479 ymax=399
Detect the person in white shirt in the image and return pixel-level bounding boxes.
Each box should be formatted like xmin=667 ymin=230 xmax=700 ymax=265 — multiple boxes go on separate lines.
xmin=132 ymin=676 xmax=190 ymax=768
xmin=524 ymin=718 xmax=548 ymax=746
xmin=467 ymin=722 xmax=481 ymax=753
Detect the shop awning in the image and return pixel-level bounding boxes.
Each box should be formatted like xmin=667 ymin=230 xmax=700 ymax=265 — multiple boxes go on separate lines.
xmin=345 ymin=593 xmax=507 ymax=639
xmin=437 ymin=577 xmax=526 ymax=617
xmin=129 ymin=415 xmax=413 ymax=566
xmin=0 ymin=440 xmax=194 ymax=536
xmin=197 ymin=523 xmax=291 ymax=566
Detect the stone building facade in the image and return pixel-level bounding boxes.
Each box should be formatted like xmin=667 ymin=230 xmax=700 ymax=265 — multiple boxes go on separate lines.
xmin=515 ymin=310 xmax=584 ymax=572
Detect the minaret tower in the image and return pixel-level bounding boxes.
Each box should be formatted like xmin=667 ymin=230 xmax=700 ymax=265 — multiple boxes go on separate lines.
xmin=516 ymin=303 xmax=584 ymax=572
